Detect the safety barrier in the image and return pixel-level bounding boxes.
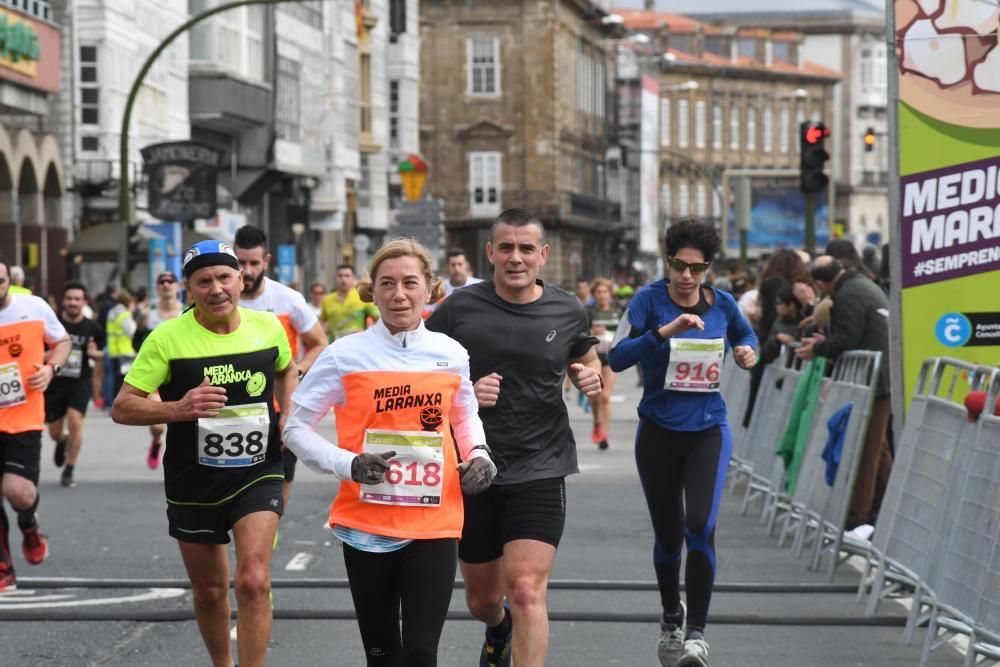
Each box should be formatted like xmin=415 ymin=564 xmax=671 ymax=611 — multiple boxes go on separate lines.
xmin=721 ymin=352 xmax=753 ymax=468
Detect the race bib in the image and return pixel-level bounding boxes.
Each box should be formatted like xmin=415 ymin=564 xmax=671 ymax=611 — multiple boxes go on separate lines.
xmin=197 ymin=402 xmax=270 ymax=468
xmin=0 ymin=362 xmax=26 ymax=408
xmin=665 ymin=338 xmax=724 ymax=393
xmin=60 ymin=349 xmax=84 ymax=379
xmin=360 ymin=429 xmax=444 ymax=507
xmin=596 ymin=331 xmax=615 ymax=354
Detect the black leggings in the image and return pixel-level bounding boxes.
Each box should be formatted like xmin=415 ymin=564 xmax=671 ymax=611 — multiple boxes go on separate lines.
xmin=635 ymin=418 xmax=731 ymax=631
xmin=344 ymin=538 xmax=458 ymax=666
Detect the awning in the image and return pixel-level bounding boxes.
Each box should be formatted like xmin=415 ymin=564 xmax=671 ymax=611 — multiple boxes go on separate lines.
xmin=68 ymin=223 xmax=216 ymax=260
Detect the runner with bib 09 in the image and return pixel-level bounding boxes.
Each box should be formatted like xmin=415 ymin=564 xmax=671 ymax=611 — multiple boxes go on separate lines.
xmin=608 ymin=219 xmax=757 ymax=667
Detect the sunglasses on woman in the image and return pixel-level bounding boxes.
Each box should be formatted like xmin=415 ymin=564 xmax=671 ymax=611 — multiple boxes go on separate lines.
xmin=157 ymin=277 xmax=177 ymax=285
xmin=667 ymin=257 xmax=711 ymax=274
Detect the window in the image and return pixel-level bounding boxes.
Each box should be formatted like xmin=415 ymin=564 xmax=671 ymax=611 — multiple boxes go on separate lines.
xmin=359 ymin=52 xmax=372 ymax=138
xmin=762 ymin=106 xmax=773 ymax=153
xmin=390 ymin=0 xmax=406 ymax=42
xmin=746 ymin=107 xmax=756 ymax=150
xmin=779 ymin=106 xmax=790 ymax=154
xmin=467 ymin=36 xmax=500 ymax=96
xmin=873 ymin=45 xmax=888 ymax=89
xmin=389 ymin=79 xmax=400 ymax=149
xmin=704 ymin=36 xmax=725 ymax=56
xmin=795 ymin=108 xmax=805 ymax=153
xmin=81 ymin=136 xmax=99 ymax=152
xmin=773 ymin=41 xmax=792 ymax=63
xmin=730 ymin=105 xmax=740 ymax=150
xmin=738 ymin=38 xmax=757 ymax=59
xmin=677 ymin=99 xmax=689 ymax=148
xmin=678 ymin=182 xmax=689 ymax=218
xmin=276 ymin=57 xmax=301 ymax=142
xmin=695 ymin=100 xmax=706 ymax=149
xmin=860 ymin=47 xmax=873 ymax=90
xmin=660 ymin=183 xmax=672 ymax=223
xmin=660 ymin=98 xmax=671 ymax=146
xmin=469 ymin=152 xmax=502 ymax=217
xmin=696 ymin=183 xmax=707 ymax=217
xmin=216 ymin=6 xmax=264 ymax=81
xmin=712 ymin=103 xmax=723 ymax=150
xmin=79 ymin=45 xmax=99 ymax=128
xmin=280 ymin=2 xmax=323 ymax=29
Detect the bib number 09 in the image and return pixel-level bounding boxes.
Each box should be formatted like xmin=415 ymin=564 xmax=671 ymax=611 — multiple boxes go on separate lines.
xmin=203 ymin=431 xmax=265 ymax=458
xmin=0 ymin=378 xmax=22 ymax=396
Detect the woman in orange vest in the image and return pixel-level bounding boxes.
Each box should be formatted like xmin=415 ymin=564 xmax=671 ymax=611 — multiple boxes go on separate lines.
xmin=283 ymin=238 xmax=496 ymax=666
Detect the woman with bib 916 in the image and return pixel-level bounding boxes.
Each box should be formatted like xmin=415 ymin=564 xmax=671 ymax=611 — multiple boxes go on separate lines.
xmin=282 ymin=239 xmax=496 ymax=667
xmin=608 ymin=219 xmax=757 ymax=667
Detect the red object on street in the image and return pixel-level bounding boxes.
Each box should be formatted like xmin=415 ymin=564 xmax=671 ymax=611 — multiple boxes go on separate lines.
xmin=964 ymin=391 xmax=1000 ymax=419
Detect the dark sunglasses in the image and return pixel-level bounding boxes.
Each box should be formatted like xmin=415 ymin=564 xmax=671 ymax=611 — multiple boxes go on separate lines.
xmin=667 ymin=257 xmax=711 ymax=274
xmin=157 ymin=277 xmax=177 ymax=285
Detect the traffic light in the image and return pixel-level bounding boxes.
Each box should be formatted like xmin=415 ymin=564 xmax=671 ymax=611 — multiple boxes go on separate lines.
xmin=799 ymin=121 xmax=830 ymax=194
xmin=864 ymin=127 xmax=876 ymax=152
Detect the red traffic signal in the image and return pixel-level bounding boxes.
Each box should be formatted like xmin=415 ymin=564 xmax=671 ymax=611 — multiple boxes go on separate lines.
xmin=804 ymin=124 xmax=829 ymax=144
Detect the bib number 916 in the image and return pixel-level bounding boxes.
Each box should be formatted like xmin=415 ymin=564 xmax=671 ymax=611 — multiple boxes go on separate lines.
xmin=672 ymin=362 xmax=720 ymax=383
xmin=203 ymin=431 xmax=265 ymax=458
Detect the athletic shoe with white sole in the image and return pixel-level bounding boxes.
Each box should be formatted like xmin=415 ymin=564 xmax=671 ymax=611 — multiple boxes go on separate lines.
xmin=677 ymin=637 xmax=710 ymax=667
xmin=657 ymin=601 xmax=686 ymax=666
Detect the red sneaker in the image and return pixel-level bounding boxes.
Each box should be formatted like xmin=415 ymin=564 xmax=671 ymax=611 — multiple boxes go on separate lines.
xmin=93 ymin=396 xmax=105 ymax=410
xmin=22 ymin=527 xmax=48 ymax=565
xmin=591 ymin=425 xmax=602 ymax=444
xmin=147 ymin=440 xmax=162 ymax=470
xmin=0 ymin=563 xmax=15 ymax=592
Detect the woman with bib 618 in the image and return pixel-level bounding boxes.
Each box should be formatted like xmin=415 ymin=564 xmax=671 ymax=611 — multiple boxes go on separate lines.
xmin=282 ymin=239 xmax=496 ymax=667
xmin=608 ymin=219 xmax=756 ymax=667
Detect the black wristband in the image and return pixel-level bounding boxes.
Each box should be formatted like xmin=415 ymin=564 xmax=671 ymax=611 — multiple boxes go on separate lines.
xmin=651 ymin=328 xmax=665 ymax=342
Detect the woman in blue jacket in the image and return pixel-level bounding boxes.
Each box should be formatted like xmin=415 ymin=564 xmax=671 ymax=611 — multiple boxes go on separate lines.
xmin=609 ymin=219 xmax=757 ymax=667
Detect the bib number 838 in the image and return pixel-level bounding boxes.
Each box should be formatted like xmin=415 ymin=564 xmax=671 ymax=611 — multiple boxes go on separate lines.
xmin=203 ymin=431 xmax=265 ymax=458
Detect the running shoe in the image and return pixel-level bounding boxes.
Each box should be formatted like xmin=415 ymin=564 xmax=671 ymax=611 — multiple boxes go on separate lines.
xmin=0 ymin=563 xmax=15 ymax=592
xmin=147 ymin=439 xmax=162 ymax=470
xmin=22 ymin=526 xmax=49 ymax=565
xmin=60 ymin=467 xmax=76 ymax=488
xmin=657 ymin=601 xmax=686 ymax=666
xmin=479 ymin=602 xmax=512 ymax=667
xmin=93 ymin=396 xmax=105 ymax=410
xmin=591 ymin=425 xmax=602 ymax=444
xmin=598 ymin=438 xmax=610 ymax=451
xmin=676 ymin=638 xmax=710 ymax=667
xmin=53 ymin=437 xmax=67 ymax=468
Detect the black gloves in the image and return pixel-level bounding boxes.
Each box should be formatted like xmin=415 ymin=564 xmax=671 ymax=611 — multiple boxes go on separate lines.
xmin=351 ymin=451 xmax=396 ymax=484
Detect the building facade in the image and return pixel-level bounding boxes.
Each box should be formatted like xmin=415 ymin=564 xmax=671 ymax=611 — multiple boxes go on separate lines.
xmin=619 ymin=9 xmax=841 ymax=257
xmin=621 ymin=0 xmax=890 ymax=249
xmin=420 ymin=0 xmax=623 ymax=286
xmin=0 ymin=0 xmax=67 ymax=298
xmin=56 ymin=0 xmax=410 ymax=292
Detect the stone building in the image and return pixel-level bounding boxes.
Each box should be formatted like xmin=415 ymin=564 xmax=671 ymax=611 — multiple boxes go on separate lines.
xmin=619 ymin=0 xmax=889 ymax=249
xmin=420 ymin=0 xmax=623 ymax=285
xmin=619 ymin=9 xmax=841 ymax=255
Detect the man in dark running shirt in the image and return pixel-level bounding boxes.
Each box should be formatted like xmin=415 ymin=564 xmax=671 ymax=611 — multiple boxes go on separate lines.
xmin=427 ymin=208 xmax=601 ymax=667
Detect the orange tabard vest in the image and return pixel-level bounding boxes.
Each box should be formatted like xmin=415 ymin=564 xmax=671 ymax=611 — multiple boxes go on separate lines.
xmin=330 ymin=370 xmax=463 ymax=540
xmin=0 ymin=320 xmax=47 ymax=433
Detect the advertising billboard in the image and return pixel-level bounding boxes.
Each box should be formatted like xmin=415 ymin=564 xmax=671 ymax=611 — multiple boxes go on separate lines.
xmin=891 ymin=0 xmax=1000 ymax=406
xmin=725 ymin=179 xmax=830 ymax=252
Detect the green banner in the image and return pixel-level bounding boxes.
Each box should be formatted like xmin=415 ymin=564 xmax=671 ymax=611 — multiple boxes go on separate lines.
xmin=893 ymin=1 xmax=1000 ymax=405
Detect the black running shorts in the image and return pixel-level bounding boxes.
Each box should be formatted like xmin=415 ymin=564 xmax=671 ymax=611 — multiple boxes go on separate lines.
xmin=45 ymin=379 xmax=92 ymax=423
xmin=459 ymin=477 xmax=567 ymax=564
xmin=166 ymin=478 xmax=284 ymax=544
xmin=282 ymin=446 xmax=298 ymax=482
xmin=0 ymin=431 xmax=42 ymax=485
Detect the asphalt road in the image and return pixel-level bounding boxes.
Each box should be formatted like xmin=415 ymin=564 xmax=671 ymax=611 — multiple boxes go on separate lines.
xmin=0 ymin=368 xmax=965 ymax=666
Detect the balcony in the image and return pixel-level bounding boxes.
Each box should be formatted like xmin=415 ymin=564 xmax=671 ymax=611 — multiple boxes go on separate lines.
xmin=569 ymin=192 xmax=621 ymax=224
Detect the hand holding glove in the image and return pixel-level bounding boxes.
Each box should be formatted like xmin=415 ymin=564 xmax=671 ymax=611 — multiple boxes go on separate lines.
xmin=351 ymin=451 xmax=396 ymax=484
xmin=458 ymin=448 xmax=497 ymax=495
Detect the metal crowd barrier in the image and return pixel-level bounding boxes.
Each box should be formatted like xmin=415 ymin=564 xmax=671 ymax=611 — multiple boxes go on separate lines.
xmin=722 ymin=352 xmax=753 ymax=470
xmin=858 ymin=359 xmax=993 ymax=646
xmin=785 ymin=351 xmax=881 ymax=580
xmin=739 ymin=345 xmax=803 ymax=517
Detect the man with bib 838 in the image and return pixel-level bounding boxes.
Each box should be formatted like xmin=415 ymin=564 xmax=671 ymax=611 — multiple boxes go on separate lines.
xmin=608 ymin=219 xmax=756 ymax=667
xmin=112 ymin=241 xmax=297 ymax=667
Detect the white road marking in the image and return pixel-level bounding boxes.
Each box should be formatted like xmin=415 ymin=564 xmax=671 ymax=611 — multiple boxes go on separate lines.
xmin=0 ymin=587 xmax=185 ymax=610
xmin=578 ymin=464 xmax=605 ymax=472
xmin=230 ymin=624 xmax=238 ymax=641
xmin=0 ymin=592 xmax=75 ymax=603
xmin=610 ymin=395 xmax=627 ymax=403
xmin=284 ymin=552 xmax=314 ymax=571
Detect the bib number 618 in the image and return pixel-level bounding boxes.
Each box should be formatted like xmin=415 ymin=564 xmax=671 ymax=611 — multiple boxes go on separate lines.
xmin=385 ymin=460 xmax=441 ymax=487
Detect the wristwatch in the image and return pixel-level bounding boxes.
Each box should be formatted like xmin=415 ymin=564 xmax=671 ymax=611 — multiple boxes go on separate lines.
xmin=470 ymin=444 xmax=493 ymax=460
xmin=47 ymin=362 xmax=61 ymax=375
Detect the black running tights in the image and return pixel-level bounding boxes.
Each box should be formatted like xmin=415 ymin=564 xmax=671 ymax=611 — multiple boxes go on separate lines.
xmin=344 ymin=538 xmax=458 ymax=666
xmin=635 ymin=418 xmax=731 ymax=631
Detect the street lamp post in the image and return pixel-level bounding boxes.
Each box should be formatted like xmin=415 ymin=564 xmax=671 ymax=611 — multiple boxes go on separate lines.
xmin=117 ymin=0 xmax=330 ymax=286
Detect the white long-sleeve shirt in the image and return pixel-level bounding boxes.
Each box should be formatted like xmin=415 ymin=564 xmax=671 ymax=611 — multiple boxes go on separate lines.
xmin=282 ymin=319 xmax=489 ymax=480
